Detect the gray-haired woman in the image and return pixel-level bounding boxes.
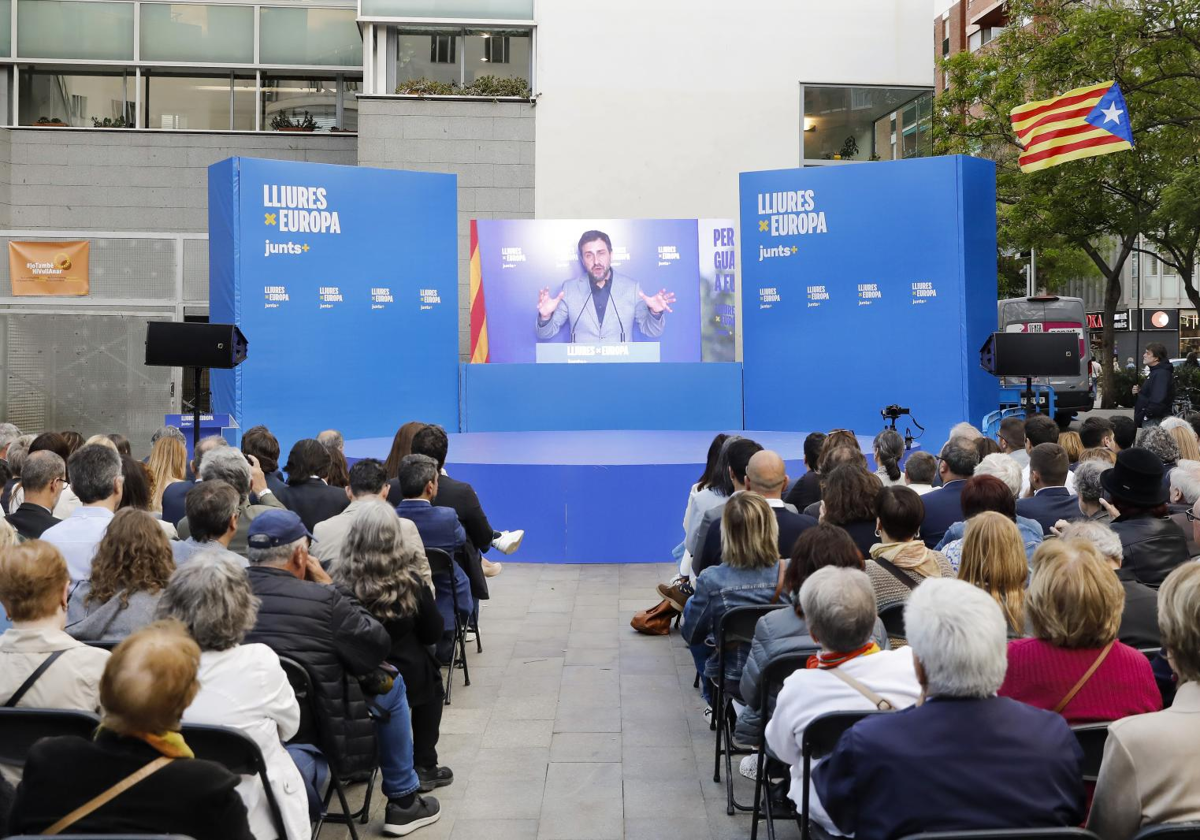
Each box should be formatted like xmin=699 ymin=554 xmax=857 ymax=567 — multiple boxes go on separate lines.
xmin=331 ymin=501 xmax=451 ymax=794
xmin=158 ymin=553 xmax=312 ymax=840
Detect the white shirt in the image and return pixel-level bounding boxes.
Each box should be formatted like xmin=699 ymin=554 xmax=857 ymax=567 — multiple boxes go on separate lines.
xmin=905 ymin=483 xmax=936 ymax=496
xmin=765 ymin=647 xmax=922 ymax=836
xmin=183 ymin=644 xmax=308 ymax=840
xmin=1020 ymin=462 xmax=1076 ymax=498
xmin=39 ymin=506 xmax=115 ymax=582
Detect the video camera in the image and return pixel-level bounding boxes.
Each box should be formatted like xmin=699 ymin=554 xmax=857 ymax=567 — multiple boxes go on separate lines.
xmin=881 ymin=404 xmax=910 ymax=423
xmin=880 ymin=404 xmax=922 ymax=450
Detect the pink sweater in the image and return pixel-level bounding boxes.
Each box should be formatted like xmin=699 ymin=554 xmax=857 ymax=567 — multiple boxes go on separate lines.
xmin=999 ymin=638 xmax=1162 ymax=723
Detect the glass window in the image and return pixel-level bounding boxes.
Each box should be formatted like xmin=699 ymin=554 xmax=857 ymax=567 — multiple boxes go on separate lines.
xmin=361 ymin=0 xmax=532 ymax=20
xmin=260 ymin=7 xmax=362 ymax=67
xmin=17 ymin=0 xmax=134 ymax=61
xmin=19 ymin=70 xmax=133 ymax=126
xmin=0 ymin=0 xmax=10 ymax=58
xmin=464 ymin=29 xmax=530 ymax=84
xmin=144 ymin=73 xmax=254 ymax=130
xmin=140 ymin=3 xmax=254 ymax=64
xmin=802 ymin=86 xmax=933 ymax=162
xmin=396 ymin=30 xmax=461 ymax=86
xmin=262 ymin=76 xmax=354 ymax=132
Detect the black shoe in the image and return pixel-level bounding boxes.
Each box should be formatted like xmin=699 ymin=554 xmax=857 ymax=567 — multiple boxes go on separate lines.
xmin=383 ymin=794 xmax=441 ymax=836
xmin=416 ymin=765 xmax=454 ymax=792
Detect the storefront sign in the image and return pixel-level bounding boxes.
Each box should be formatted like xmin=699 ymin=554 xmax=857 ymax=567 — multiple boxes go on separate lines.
xmin=8 ymin=241 xmax=90 ymax=296
xmin=1086 ymin=310 xmax=1130 ymax=331
xmin=1141 ymin=308 xmax=1179 ymax=331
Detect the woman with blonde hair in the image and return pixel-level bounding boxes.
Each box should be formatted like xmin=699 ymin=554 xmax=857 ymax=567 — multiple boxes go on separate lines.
xmin=1058 ymin=430 xmax=1084 ymax=465
xmin=147 ymin=435 xmax=187 ymax=513
xmin=1162 ymin=416 xmax=1200 ymax=462
xmin=999 ymin=538 xmax=1160 ymax=723
xmin=959 ymin=511 xmax=1027 ymax=637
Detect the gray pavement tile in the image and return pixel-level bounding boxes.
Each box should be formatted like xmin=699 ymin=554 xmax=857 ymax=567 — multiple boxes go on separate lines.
xmin=622 ymin=776 xmax=707 ymax=818
xmin=457 ymin=777 xmax=546 ymax=820
xmin=553 ymin=705 xmax=622 ymax=733
xmin=468 ymin=746 xmax=551 ymax=781
xmin=549 ymin=732 xmax=623 ymax=763
xmin=482 ymin=717 xmax=556 ymax=748
xmin=450 ymin=819 xmax=540 ymax=840
xmin=538 ymin=762 xmax=624 ymax=840
xmin=564 ymin=648 xmax=619 ymax=667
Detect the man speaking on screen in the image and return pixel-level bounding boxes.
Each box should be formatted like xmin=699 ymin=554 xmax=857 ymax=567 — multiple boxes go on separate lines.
xmin=536 ymin=229 xmax=676 ymax=343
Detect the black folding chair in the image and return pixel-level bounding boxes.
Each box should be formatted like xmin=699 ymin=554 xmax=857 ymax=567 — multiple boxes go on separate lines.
xmin=711 ymin=603 xmax=786 ymax=816
xmin=799 ymin=710 xmax=888 ymax=840
xmin=899 ymin=831 xmax=1101 ymax=840
xmin=180 ymin=724 xmax=288 ymax=840
xmin=0 ymin=707 xmax=100 ymax=767
xmin=427 ymin=547 xmax=470 ymax=703
xmin=1133 ymin=825 xmax=1200 ymax=839
xmin=82 ymin=639 xmax=122 ymax=652
xmin=6 ymin=835 xmax=196 ymax=839
xmin=1139 ymin=646 xmax=1163 ymax=660
xmin=277 ymin=655 xmax=374 ymax=840
xmin=1070 ymin=722 xmax=1109 ymax=783
xmin=749 ymin=652 xmax=813 ymax=840
xmin=878 ymin=602 xmax=907 ymax=641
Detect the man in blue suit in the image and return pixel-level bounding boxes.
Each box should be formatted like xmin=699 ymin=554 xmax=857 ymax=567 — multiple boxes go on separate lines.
xmin=1016 ymin=443 xmax=1081 ymax=534
xmin=814 ymin=578 xmax=1084 ymax=840
xmin=920 ymin=439 xmax=979 ymax=548
xmin=394 ymin=453 xmax=474 ymax=656
xmin=161 ymin=435 xmax=230 ymax=527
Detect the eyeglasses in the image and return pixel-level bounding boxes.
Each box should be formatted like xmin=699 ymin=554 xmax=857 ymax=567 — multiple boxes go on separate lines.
xmin=1187 ymin=509 xmax=1198 ymax=523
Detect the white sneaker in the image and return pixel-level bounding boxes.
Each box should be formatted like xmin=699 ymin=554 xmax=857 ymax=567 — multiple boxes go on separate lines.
xmin=739 ymin=754 xmax=759 ymax=780
xmin=492 ymin=529 xmax=525 ymax=555
xmin=463 ymin=628 xmax=477 ymax=643
xmin=702 ymin=706 xmax=713 ymax=725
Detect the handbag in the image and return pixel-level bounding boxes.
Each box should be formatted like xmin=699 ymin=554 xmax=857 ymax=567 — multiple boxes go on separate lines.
xmin=829 ymin=667 xmax=896 ymax=711
xmin=41 ymin=755 xmax=174 ymax=835
xmin=1054 ymin=640 xmax=1116 ymax=714
xmin=631 ymin=599 xmax=678 ymax=636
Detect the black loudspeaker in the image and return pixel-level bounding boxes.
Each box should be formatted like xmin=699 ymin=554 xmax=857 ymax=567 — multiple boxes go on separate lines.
xmin=145 ymin=322 xmax=248 ymax=369
xmin=980 ymin=332 xmax=1079 ymax=377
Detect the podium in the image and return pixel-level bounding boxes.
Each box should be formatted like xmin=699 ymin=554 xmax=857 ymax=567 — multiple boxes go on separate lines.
xmin=165 ymin=413 xmax=240 ymax=458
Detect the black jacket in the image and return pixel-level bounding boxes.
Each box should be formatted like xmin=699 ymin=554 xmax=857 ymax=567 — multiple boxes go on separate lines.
xmin=1110 ymin=513 xmax=1190 ymax=587
xmin=1135 ymin=360 xmax=1174 ymax=426
xmin=389 ymin=474 xmax=491 ymax=600
xmin=382 ymin=584 xmax=445 ymax=707
xmin=1116 ymin=567 xmax=1161 ymax=649
xmin=693 ymin=506 xmax=817 ymax=577
xmin=5 ymin=502 xmax=60 ymax=540
xmin=161 ymin=479 xmax=195 ymax=527
xmin=784 ymin=470 xmax=822 ymax=511
xmin=244 ymin=566 xmax=390 ymax=777
xmin=285 ymin=477 xmax=350 ymax=532
xmin=8 ymin=731 xmax=252 ymax=840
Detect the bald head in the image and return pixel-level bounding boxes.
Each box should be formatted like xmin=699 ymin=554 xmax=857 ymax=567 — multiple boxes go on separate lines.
xmin=745 ymin=450 xmax=787 ymax=499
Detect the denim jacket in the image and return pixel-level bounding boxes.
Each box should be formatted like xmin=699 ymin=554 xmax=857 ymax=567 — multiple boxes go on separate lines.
xmin=936 ymin=514 xmax=1044 ymax=569
xmin=681 ymin=562 xmax=782 ymax=683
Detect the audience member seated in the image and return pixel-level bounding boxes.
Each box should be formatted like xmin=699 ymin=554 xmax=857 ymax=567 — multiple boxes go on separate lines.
xmin=241 ymin=509 xmax=441 ymax=836
xmin=1112 ymin=415 xmax=1137 ymax=451
xmin=1072 ymin=459 xmax=1115 ymax=525
xmin=9 ymin=433 xmax=81 ymax=519
xmin=4 ymin=451 xmax=65 ymax=540
xmin=974 ymin=436 xmax=1001 ymax=460
xmin=1161 ymin=416 xmax=1200 ymax=462
xmin=172 ymin=481 xmax=247 ymax=568
xmin=999 ymin=538 xmax=1161 ymax=723
xmin=333 ymin=502 xmax=452 ymax=794
xmin=690 ymin=437 xmax=764 ymax=563
xmin=1017 ymin=443 xmax=1081 ymax=533
xmin=7 ymin=621 xmax=254 ymax=840
xmin=162 ymin=435 xmax=230 ymax=527
xmin=784 ymin=431 xmax=826 ymax=509
xmin=873 ymin=429 xmax=905 ymax=487
xmin=177 ymin=447 xmax=285 ymax=555
xmin=766 ymin=566 xmax=921 ymax=832
xmin=147 ymin=434 xmax=187 ymax=515
xmin=67 ymin=509 xmax=175 ymax=641
xmin=902 ymin=450 xmax=937 ymax=495
xmin=682 ymin=493 xmax=784 ymax=709
xmin=957 ymin=511 xmax=1027 ymax=637
xmin=282 ymin=438 xmax=351 ymax=531
xmin=997 ymin=416 xmax=1028 ymax=468
xmin=1080 ymin=446 xmax=1117 ymax=465
xmin=937 ymin=469 xmax=1043 ymax=567
xmin=384 ymin=421 xmax=426 ymax=484
xmin=1020 ymin=414 xmax=1077 ymax=496
xmin=819 ymin=464 xmax=883 ymax=557
xmin=40 ymin=443 xmax=124 ymax=582
xmin=1088 ymin=562 xmax=1200 ymax=840
xmin=866 ymin=486 xmax=954 ymax=645
xmin=0 ymin=541 xmax=109 ymax=717
xmin=1140 ymin=425 xmax=1180 ymax=488
xmin=323 ymin=440 xmax=350 ymax=490
xmin=1167 ymin=459 xmax=1200 ymax=556
xmin=814 ymin=578 xmax=1085 ymax=839
xmin=395 ymin=454 xmax=473 ymax=656
xmin=1080 ymin=415 xmax=1117 ymax=454
xmin=159 ymin=555 xmax=312 ymax=840
xmin=801 ymin=439 xmax=869 ymax=519
xmin=119 ymin=454 xmax=177 ymax=539
xmin=920 ymin=438 xmax=979 ymax=548
xmin=693 ymin=450 xmax=815 ymax=578
xmin=2 ymin=433 xmax=34 ymax=515
xmin=1058 ymin=521 xmax=1161 ymax=650
xmin=242 ymin=425 xmax=291 ymax=507
xmin=676 ymin=432 xmax=730 ymax=582
xmin=1105 ymin=448 xmax=1190 ymax=586
xmin=1059 ymin=430 xmax=1084 ymax=466
xmin=736 ymin=525 xmax=889 ymax=753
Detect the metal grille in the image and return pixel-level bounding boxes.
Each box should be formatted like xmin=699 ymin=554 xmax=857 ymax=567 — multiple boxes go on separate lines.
xmin=183 ymin=239 xmax=209 ymax=302
xmin=0 ymin=236 xmax=177 ymax=300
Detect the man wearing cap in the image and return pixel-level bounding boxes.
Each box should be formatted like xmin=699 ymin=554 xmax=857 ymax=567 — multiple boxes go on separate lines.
xmin=1105 ymin=448 xmax=1191 ymax=586
xmin=243 ymin=510 xmax=443 ymax=836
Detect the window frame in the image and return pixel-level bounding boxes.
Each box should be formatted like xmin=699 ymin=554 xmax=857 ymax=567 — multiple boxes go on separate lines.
xmin=798 ymin=82 xmax=934 ymax=167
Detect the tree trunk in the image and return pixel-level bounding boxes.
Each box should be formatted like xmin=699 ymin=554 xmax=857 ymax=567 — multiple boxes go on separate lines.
xmin=1084 ymin=235 xmax=1137 ymax=410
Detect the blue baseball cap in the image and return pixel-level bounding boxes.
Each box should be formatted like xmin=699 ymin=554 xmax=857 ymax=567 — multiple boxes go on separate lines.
xmin=246 ymin=509 xmax=315 ymax=549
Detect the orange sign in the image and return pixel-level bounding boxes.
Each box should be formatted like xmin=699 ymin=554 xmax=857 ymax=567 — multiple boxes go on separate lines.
xmin=8 ymin=241 xmax=90 ymax=296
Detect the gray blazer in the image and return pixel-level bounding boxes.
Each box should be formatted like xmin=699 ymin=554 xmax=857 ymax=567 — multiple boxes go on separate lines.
xmin=66 ymin=584 xmax=163 ymax=641
xmin=536 ymin=272 xmax=665 ymax=343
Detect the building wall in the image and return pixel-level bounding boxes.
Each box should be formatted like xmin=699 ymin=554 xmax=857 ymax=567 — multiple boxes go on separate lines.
xmin=356 ymin=97 xmax=536 ymax=359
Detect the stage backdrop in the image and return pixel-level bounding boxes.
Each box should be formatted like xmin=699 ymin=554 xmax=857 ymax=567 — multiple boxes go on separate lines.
xmin=740 ymin=155 xmax=998 ymax=443
xmin=208 ymin=158 xmax=458 ymax=451
xmin=470 ymin=218 xmax=736 ymax=363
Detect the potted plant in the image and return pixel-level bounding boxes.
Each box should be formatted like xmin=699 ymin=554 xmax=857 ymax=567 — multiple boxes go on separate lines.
xmin=33 ymin=116 xmax=67 ymax=127
xmin=270 ymin=111 xmax=317 ymax=132
xmin=91 ymin=116 xmax=130 ymax=128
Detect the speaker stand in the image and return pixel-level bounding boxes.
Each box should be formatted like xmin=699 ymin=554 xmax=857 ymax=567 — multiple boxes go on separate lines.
xmin=192 ymin=366 xmax=203 ymax=451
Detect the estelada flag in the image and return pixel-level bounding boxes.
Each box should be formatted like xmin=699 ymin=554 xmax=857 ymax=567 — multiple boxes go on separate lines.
xmin=1010 ymin=81 xmax=1134 ymax=173
xmin=468 ymin=220 xmax=490 ymax=363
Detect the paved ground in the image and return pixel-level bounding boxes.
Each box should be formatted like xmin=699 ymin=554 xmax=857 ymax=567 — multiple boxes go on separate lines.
xmin=329 ymin=561 xmax=790 ymax=840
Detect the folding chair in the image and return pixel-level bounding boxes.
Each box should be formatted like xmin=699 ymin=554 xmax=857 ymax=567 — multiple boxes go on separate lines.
xmin=749 ymin=652 xmax=813 ymax=840
xmin=899 ymin=830 xmax=1101 ymax=840
xmin=0 ymin=707 xmax=100 ymax=767
xmin=427 ymin=547 xmax=470 ymax=703
xmin=180 ymin=723 xmax=288 ymax=840
xmin=799 ymin=710 xmax=887 ymax=840
xmin=6 ymin=835 xmax=196 ymax=839
xmin=82 ymin=639 xmax=122 ymax=652
xmin=1139 ymin=646 xmax=1162 ymax=660
xmin=878 ymin=602 xmax=907 ymax=641
xmin=1133 ymin=825 xmax=1200 ymax=840
xmin=278 ymin=655 xmax=374 ymax=840
xmin=711 ymin=603 xmax=786 ymax=816
xmin=1070 ymin=722 xmax=1109 ymax=783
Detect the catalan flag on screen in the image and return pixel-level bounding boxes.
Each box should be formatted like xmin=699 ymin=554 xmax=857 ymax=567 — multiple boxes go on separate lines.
xmin=1010 ymin=81 xmax=1134 ymax=173
xmin=468 ymin=220 xmax=490 ymax=363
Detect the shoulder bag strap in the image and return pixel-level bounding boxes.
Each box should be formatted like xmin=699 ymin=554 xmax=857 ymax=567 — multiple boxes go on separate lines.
xmin=5 ymin=649 xmax=67 ymax=708
xmin=770 ymin=560 xmax=787 ymax=604
xmin=1053 ymin=640 xmax=1116 ymax=715
xmin=42 ymin=756 xmax=175 ymax=836
xmin=872 ymin=556 xmax=919 ymax=592
xmin=829 ymin=668 xmax=895 ymax=711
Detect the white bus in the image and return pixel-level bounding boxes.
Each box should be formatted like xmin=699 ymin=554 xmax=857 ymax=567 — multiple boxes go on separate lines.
xmin=997 ymin=295 xmax=1094 ymax=426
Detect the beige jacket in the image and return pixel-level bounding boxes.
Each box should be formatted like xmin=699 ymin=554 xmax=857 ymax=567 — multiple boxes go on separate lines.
xmin=311 ymin=499 xmax=434 ymax=590
xmin=1088 ymin=681 xmax=1200 ymax=840
xmin=0 ymin=626 xmax=109 ymax=711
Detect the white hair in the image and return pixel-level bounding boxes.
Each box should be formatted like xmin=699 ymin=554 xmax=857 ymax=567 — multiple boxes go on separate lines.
xmin=799 ymin=567 xmax=878 ymax=653
xmin=904 ymin=578 xmax=1008 ymax=698
xmin=949 ymin=422 xmax=983 ymax=441
xmin=1055 ymin=520 xmax=1123 ymax=563
xmin=199 ymin=446 xmax=251 ymax=504
xmin=1171 ymin=460 xmax=1200 ymax=506
xmin=975 ymin=453 xmax=1022 ymax=498
xmin=1160 ymin=416 xmax=1191 ymax=433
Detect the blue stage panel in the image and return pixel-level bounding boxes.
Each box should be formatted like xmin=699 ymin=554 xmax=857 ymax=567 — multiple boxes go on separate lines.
xmin=459 ymin=362 xmax=743 ymax=432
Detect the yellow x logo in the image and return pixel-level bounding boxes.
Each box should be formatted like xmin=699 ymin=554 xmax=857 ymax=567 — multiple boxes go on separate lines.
xmin=758 ymin=220 xmax=769 ymax=232
xmin=265 ymin=213 xmax=277 ymax=226
xmin=302 ymin=244 xmax=310 ymax=252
